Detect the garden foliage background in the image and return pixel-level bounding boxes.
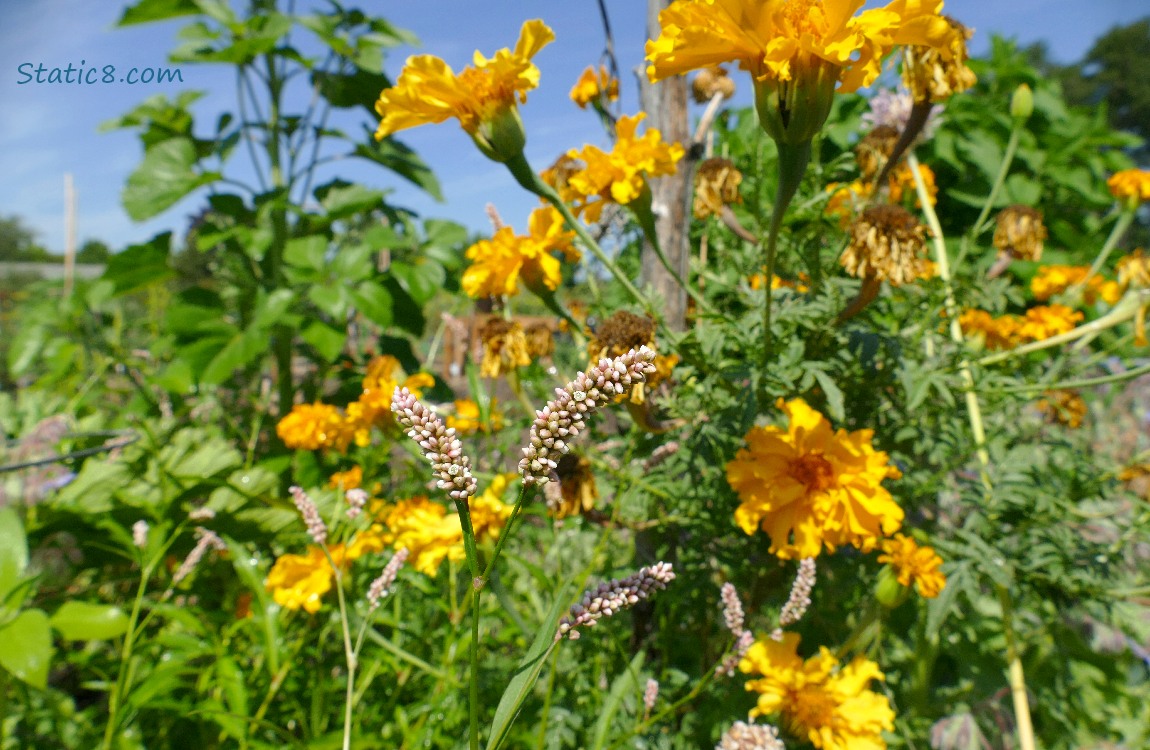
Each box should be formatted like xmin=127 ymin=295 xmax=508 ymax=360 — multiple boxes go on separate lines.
xmin=1 ymin=1 xmax=1149 ymax=749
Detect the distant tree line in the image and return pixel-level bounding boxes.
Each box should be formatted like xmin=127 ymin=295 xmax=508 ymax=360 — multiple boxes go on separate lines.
xmin=0 ymin=214 xmax=111 ymax=263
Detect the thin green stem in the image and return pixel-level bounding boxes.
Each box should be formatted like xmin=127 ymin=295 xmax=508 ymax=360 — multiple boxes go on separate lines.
xmin=323 ymin=547 xmax=357 ymax=750
xmin=971 ymin=124 xmax=1022 ymax=239
xmin=1072 ymin=209 xmax=1137 ymax=292
xmin=987 ymin=360 xmax=1150 ymax=394
xmin=481 ymin=485 xmax=530 ymax=581
xmin=761 ymin=141 xmax=811 ymax=376
xmin=631 ymin=193 xmax=718 ymax=318
xmin=103 ymin=565 xmax=155 ymax=748
xmin=469 ymin=590 xmax=481 ymax=750
xmin=998 ymin=586 xmax=1037 ymax=750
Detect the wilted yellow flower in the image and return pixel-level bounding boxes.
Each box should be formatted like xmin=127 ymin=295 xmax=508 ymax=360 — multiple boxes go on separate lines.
xmin=566 ymin=113 xmax=685 ymax=221
xmin=1117 ymin=249 xmax=1150 ymax=289
xmin=887 ymin=162 xmax=937 ymax=208
xmin=727 ymin=398 xmax=904 ymax=560
xmin=824 ymin=181 xmax=873 ymax=227
xmin=570 ymin=65 xmax=619 ymax=109
xmin=739 ymin=633 xmax=895 ymax=750
xmin=379 ymin=496 xmax=466 ymax=576
xmin=993 ymin=205 xmax=1047 ymax=262
xmin=1031 ymin=265 xmax=1120 ymax=306
xmin=588 ymin=310 xmax=675 ymax=403
xmin=646 ymin=0 xmax=951 ymax=143
xmin=1108 ymin=169 xmax=1150 ymax=206
xmin=328 ymin=465 xmax=363 ymax=491
xmin=902 ymin=15 xmax=977 ymax=103
xmin=877 ymin=533 xmax=946 ymax=598
xmin=841 ymin=204 xmax=933 ymax=286
xmin=1036 ymin=389 xmax=1088 ymax=429
xmin=855 ymin=124 xmax=900 ymax=182
xmin=693 ymin=157 xmax=744 ymax=219
xmin=540 ymin=153 xmax=587 ymax=209
xmin=347 ymin=355 xmax=435 ymax=446
xmin=691 ymin=65 xmax=736 ymax=103
xmin=524 ymin=321 xmax=556 ymax=359
xmin=462 ymin=206 xmax=578 ymax=297
xmin=548 ymin=453 xmax=599 ymax=518
xmin=445 ymin=398 xmax=504 ymax=435
xmin=374 ymin=20 xmax=554 ymax=161
xmin=277 ymin=403 xmax=354 ymax=452
xmin=479 ymin=318 xmax=532 ymax=377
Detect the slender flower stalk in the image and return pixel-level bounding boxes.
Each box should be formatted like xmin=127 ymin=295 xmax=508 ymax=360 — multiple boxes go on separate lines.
xmin=131 ymin=520 xmax=149 ymax=549
xmin=367 ymin=548 xmax=409 ymax=611
xmin=556 ymin=562 xmax=676 ymax=640
xmin=643 ymin=678 xmax=659 ymax=719
xmin=773 ymin=557 xmax=816 ymax=640
xmin=290 ymin=485 xmax=328 ymax=545
xmin=169 ymin=527 xmax=226 ymax=590
xmin=1070 ymin=209 xmax=1138 ymax=295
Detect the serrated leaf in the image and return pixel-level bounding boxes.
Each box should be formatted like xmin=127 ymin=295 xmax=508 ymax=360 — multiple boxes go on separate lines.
xmin=0 ymin=609 xmax=53 ymax=689
xmin=118 ymin=0 xmax=198 ymax=26
xmin=390 ymin=259 xmax=444 ymax=306
xmin=50 ymin=602 xmax=130 ymax=641
xmin=811 ymin=369 xmax=845 ymax=423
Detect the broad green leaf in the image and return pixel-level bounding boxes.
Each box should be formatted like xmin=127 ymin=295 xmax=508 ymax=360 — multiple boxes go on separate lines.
xmin=0 ymin=509 xmax=28 ymax=609
xmin=318 ymin=183 xmax=386 ymax=219
xmin=313 ymin=69 xmax=392 ymax=114
xmin=50 ymin=602 xmax=130 ymax=641
xmin=102 ymin=233 xmax=174 ymax=294
xmin=6 ymin=325 xmax=48 ymax=378
xmin=284 ymin=234 xmax=328 ymax=271
xmin=200 ymin=327 xmax=268 ymax=385
xmin=331 ymin=243 xmax=375 ymax=281
xmin=0 ymin=609 xmax=53 ymax=689
xmin=123 ymin=139 xmax=220 ymax=221
xmin=118 ymin=0 xmax=198 ymax=26
xmin=250 ymin=288 xmax=297 ymax=329
xmin=486 ymin=587 xmax=569 ymax=750
xmin=350 ymin=281 xmax=393 ymax=327
xmin=50 ymin=459 xmax=133 ymax=515
xmin=308 ymin=284 xmax=350 ymax=319
xmin=301 ymin=321 xmax=347 ymax=362
xmin=354 ymin=131 xmax=442 ymax=201
xmin=591 ymin=651 xmax=645 ymax=750
xmin=390 ymin=259 xmax=445 ymax=307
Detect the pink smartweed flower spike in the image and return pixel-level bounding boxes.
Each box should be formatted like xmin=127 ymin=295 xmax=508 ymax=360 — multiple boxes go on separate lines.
xmin=392 ymin=387 xmax=477 ymax=501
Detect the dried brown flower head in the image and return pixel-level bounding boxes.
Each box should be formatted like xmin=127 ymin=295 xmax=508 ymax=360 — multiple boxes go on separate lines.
xmin=691 ymin=65 xmax=735 ymax=103
xmin=994 ymin=205 xmax=1047 ymax=261
xmin=479 ymin=318 xmax=531 ymax=378
xmin=1118 ymin=249 xmax=1150 ymax=289
xmin=693 ymin=157 xmax=744 ymax=219
xmin=855 ymin=124 xmax=900 ymax=182
xmin=589 ymin=310 xmax=656 ymax=359
xmin=1036 ymin=389 xmax=1087 ymax=429
xmin=840 ymin=204 xmax=933 ymax=286
xmin=524 ymin=321 xmax=556 ymax=359
xmin=549 ymin=453 xmax=599 ymax=518
xmin=902 ymin=16 xmax=977 ymax=103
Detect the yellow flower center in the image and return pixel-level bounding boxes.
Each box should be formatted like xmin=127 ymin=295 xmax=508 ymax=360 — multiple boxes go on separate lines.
xmin=790 ymin=453 xmax=837 ymax=492
xmin=781 ymin=0 xmax=828 ymax=38
xmin=788 ymin=684 xmax=836 ymax=731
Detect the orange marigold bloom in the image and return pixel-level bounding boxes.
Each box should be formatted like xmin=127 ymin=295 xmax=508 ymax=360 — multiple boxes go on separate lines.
xmin=328 ymin=465 xmax=363 ymax=491
xmin=958 ymin=309 xmax=1020 ymax=350
xmin=1016 ymin=304 xmax=1083 ymax=342
xmin=462 ymin=206 xmax=578 ymax=297
xmin=277 ymin=403 xmax=353 ymax=452
xmin=1031 ymin=265 xmax=1120 ymax=306
xmin=1107 ymin=169 xmax=1150 ymax=206
xmin=445 ymin=398 xmax=504 ymax=435
xmin=739 ymin=633 xmax=895 ymax=750
xmin=877 ymin=533 xmax=946 ymax=598
xmin=726 ymin=398 xmax=904 ymax=560
xmin=347 ymin=355 xmax=435 ymax=446
xmin=265 ymin=544 xmax=348 ymax=613
xmin=1117 ymin=249 xmax=1150 ymax=289
xmin=570 ymin=65 xmax=619 ymax=108
xmin=1036 ymin=389 xmax=1088 ymax=429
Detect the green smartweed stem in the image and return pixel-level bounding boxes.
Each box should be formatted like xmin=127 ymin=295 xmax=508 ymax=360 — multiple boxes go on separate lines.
xmin=761 ymin=141 xmax=811 ymax=377
xmin=970 ymin=123 xmax=1022 ymax=239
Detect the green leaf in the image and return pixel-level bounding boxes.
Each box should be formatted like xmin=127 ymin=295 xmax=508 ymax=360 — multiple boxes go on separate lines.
xmin=123 ymin=139 xmax=220 ymax=221
xmin=102 ymin=233 xmax=174 ymax=294
xmin=0 ymin=509 xmax=29 ymax=610
xmin=50 ymin=460 xmax=132 ymax=515
xmin=390 ymin=259 xmax=445 ymax=307
xmin=591 ymin=651 xmax=645 ymax=750
xmin=811 ymin=369 xmax=845 ymax=423
xmin=307 ymin=284 xmax=350 ymax=319
xmin=313 ymin=69 xmax=392 ymax=114
xmin=301 ymin=321 xmax=347 ymax=362
xmin=486 ymin=587 xmax=569 ymax=750
xmin=49 ymin=602 xmax=130 ymax=641
xmin=350 ymin=281 xmax=393 ymax=327
xmin=0 ymin=609 xmax=53 ymax=689
xmin=284 ymin=234 xmax=328 ymax=271
xmin=200 ymin=327 xmax=268 ymax=385
xmin=317 ymin=182 xmax=386 ymax=219
xmin=118 ymin=0 xmax=198 ymax=26
xmin=355 ymin=130 xmax=442 ymax=200
xmin=5 ymin=325 xmax=48 ymax=379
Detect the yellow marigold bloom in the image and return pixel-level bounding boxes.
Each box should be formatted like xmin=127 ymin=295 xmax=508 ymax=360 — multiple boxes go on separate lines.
xmin=470 ymin=473 xmax=516 ymax=539
xmin=841 ymin=204 xmax=933 ymax=286
xmin=265 ymin=544 xmax=347 ymax=614
xmin=693 ymin=157 xmax=744 ymax=219
xmin=347 ymin=355 xmax=435 ymax=446
xmin=540 ymin=153 xmax=586 ymax=209
xmin=993 ymin=205 xmax=1046 ymax=262
xmin=750 ymin=273 xmax=811 ymax=292
xmin=646 ymin=0 xmax=951 ymax=143
xmin=379 ymin=496 xmax=466 ymax=576
xmin=739 ymin=633 xmax=895 ymax=750
xmin=1107 ymin=169 xmax=1150 ymax=206
xmin=1030 ymin=265 xmax=1121 ymax=306
xmin=877 ymin=533 xmax=946 ymax=598
xmin=886 ymin=162 xmax=937 ymax=208
xmin=277 ymin=403 xmax=354 ymax=452
xmin=958 ymin=309 xmax=1020 ymax=350
xmin=570 ymin=65 xmax=619 ymax=109
xmin=726 ymin=398 xmax=904 ymax=560
xmin=855 ymin=124 xmax=900 ymax=181
xmin=374 ymin=20 xmax=554 ymax=161
xmin=824 ymin=181 xmax=873 ymax=228
xmin=462 ymin=206 xmax=578 ymax=298
xmin=479 ymin=318 xmax=532 ymax=377
xmin=1016 ymin=304 xmax=1083 ymax=342
xmin=445 ymin=399 xmax=504 ymax=435
xmin=1117 ymin=249 xmax=1150 ymax=289
xmin=901 ymin=15 xmax=977 ymax=103
xmin=1036 ymin=389 xmax=1088 ymax=429
xmin=566 ymin=113 xmax=685 ymax=222
xmin=328 ymin=465 xmax=363 ymax=491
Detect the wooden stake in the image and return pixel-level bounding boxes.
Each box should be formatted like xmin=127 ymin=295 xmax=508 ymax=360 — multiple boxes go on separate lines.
xmin=63 ymin=173 xmax=76 ymax=298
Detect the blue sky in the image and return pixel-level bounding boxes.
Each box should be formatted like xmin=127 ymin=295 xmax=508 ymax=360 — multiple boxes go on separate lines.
xmin=1 ymin=0 xmax=1147 ymax=255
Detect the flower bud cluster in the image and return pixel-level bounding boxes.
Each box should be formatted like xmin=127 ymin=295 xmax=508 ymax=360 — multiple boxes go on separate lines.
xmin=556 ymin=561 xmax=675 ymax=641
xmin=772 ymin=557 xmax=816 ymax=641
xmin=643 ymin=678 xmax=659 ymax=715
xmin=520 ymin=347 xmax=657 ymax=485
xmin=367 ymin=548 xmax=409 ymax=611
xmin=132 ymin=520 xmax=149 ymax=549
xmin=172 ymin=527 xmax=226 ymax=587
xmin=718 ymin=582 xmax=754 ymax=677
xmin=345 ymin=488 xmax=368 ymax=520
xmin=715 ymin=721 xmax=785 ymax=750
xmin=392 ymin=387 xmax=477 ymax=500
xmin=290 ymin=485 xmax=328 ymax=545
